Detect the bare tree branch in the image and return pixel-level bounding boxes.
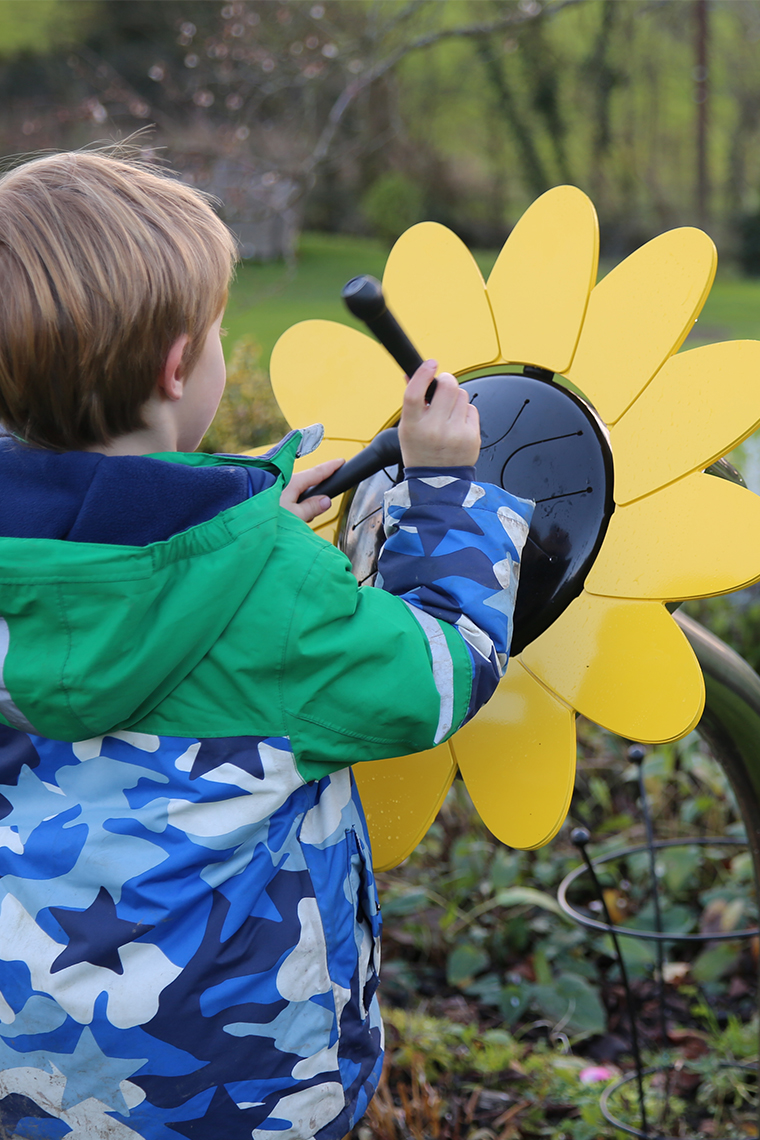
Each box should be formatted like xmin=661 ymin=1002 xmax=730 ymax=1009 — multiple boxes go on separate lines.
xmin=305 ymin=0 xmax=584 ymax=175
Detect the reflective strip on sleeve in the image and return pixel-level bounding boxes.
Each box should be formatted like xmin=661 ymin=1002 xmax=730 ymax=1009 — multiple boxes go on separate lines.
xmin=403 ymin=602 xmax=455 ymax=744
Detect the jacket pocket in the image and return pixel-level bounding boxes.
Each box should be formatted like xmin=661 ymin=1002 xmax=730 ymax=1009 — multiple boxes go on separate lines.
xmin=346 ymin=826 xmax=382 ymax=1018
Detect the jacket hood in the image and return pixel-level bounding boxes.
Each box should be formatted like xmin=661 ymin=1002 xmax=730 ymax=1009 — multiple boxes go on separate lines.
xmin=0 ymin=433 xmax=304 ymax=741
xmin=0 ymin=438 xmax=261 ymax=545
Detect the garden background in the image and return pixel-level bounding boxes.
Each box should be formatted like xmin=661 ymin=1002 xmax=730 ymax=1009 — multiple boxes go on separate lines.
xmin=2 ymin=1 xmax=760 ymax=1136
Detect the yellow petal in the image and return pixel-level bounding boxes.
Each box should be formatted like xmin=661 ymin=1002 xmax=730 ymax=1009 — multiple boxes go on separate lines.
xmin=487 ymin=186 xmax=598 ymax=374
xmin=312 ymin=516 xmax=339 ymax=543
xmin=611 ymin=340 xmax=760 ymax=503
xmin=521 ymin=593 xmax=705 ymax=742
xmin=352 ymin=743 xmax=457 ymax=872
xmin=270 ymin=320 xmax=403 ymax=441
xmin=565 ymin=228 xmax=716 ymax=425
xmin=586 ymin=472 xmax=760 ymax=600
xmin=451 ymin=660 xmax=576 ymax=850
xmin=382 ymin=222 xmax=499 ymax=374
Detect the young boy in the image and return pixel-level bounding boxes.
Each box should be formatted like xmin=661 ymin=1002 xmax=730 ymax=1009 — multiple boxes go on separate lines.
xmin=0 ymin=151 xmax=532 ymax=1140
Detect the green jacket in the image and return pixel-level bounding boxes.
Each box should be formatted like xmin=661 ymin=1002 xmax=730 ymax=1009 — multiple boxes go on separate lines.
xmin=0 ymin=433 xmax=473 ymax=781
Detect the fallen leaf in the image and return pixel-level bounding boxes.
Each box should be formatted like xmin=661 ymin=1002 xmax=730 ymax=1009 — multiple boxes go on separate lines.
xmin=662 ymin=961 xmax=690 ymax=985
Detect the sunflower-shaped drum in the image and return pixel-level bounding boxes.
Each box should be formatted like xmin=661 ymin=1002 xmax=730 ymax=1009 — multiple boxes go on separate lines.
xmin=270 ymin=186 xmax=760 ymax=870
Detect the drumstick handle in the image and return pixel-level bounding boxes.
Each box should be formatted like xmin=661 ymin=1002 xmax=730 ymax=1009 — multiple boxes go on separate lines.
xmin=297 ymin=428 xmax=401 ymax=503
xmin=341 ymin=275 xmax=436 ymax=403
xmin=298 ymin=276 xmax=437 ymax=504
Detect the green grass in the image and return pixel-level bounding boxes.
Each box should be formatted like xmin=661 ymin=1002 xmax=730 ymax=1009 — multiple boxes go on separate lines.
xmin=226 ymin=232 xmax=760 ymax=365
xmin=690 ymin=272 xmax=760 ymax=345
xmin=222 ymin=231 xmax=501 ymax=368
xmin=223 ymin=232 xmax=392 ymax=367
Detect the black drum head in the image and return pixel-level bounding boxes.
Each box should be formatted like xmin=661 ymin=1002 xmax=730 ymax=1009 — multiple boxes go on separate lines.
xmin=339 ymin=369 xmax=615 ymax=656
xmin=460 ymin=370 xmax=614 ymax=655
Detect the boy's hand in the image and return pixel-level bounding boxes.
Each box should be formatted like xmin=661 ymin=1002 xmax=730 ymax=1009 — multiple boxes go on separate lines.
xmin=281 ymin=457 xmax=345 ymax=522
xmin=399 ymin=359 xmax=480 ymax=468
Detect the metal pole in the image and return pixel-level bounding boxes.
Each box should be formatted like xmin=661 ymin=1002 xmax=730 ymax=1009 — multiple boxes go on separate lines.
xmin=676 ymin=612 xmax=760 ymax=1137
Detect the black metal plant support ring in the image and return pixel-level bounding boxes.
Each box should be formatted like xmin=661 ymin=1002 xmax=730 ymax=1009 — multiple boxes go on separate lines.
xmin=557 ymin=625 xmax=760 ymax=1140
xmin=559 ymin=828 xmax=758 ymax=1139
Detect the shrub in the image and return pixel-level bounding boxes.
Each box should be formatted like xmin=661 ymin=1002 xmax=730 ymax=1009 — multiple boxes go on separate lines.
xmin=201 ymin=335 xmax=289 ymax=454
xmin=361 ymin=171 xmax=425 ymax=244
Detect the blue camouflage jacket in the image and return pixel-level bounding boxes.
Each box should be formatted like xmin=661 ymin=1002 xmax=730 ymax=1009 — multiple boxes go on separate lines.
xmin=0 ymin=431 xmax=532 ymax=1139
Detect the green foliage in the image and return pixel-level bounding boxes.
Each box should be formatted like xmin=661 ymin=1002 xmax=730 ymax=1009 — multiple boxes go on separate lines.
xmin=446 ymin=943 xmax=490 ymax=988
xmin=683 ymin=587 xmax=760 ymax=675
xmin=361 ymin=172 xmax=425 ymax=244
xmin=10 ymin=0 xmax=760 ymax=249
xmin=370 ymin=1010 xmax=741 ymax=1140
xmin=531 ymin=972 xmax=607 ymax=1038
xmin=381 ymin=1008 xmax=523 ymax=1082
xmin=703 ymin=1010 xmax=759 ymax=1062
xmin=692 ymin=943 xmax=741 ymax=985
xmin=0 ymin=0 xmax=86 ymax=58
xmin=368 ymin=716 xmax=758 ymax=1137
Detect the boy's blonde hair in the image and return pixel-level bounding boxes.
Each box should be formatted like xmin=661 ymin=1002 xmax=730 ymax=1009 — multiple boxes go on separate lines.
xmin=0 ymin=150 xmax=237 ymax=450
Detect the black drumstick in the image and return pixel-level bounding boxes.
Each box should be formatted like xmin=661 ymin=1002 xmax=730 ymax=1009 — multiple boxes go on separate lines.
xmin=341 ymin=275 xmax=437 ymax=404
xmin=297 ymin=427 xmax=401 ymax=503
xmin=298 ymin=276 xmax=439 ymax=503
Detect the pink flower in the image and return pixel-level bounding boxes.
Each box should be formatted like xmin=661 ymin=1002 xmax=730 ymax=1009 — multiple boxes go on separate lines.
xmin=579 ymin=1066 xmax=617 ymax=1085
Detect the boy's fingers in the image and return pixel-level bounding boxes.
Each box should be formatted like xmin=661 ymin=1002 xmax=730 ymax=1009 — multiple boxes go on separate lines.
xmin=453 ymin=385 xmax=473 ymax=418
xmin=295 ymin=495 xmax=333 ymax=522
xmin=405 ymin=369 xmax=463 ymax=424
xmin=404 ymin=359 xmax=438 ymax=404
xmin=284 ymin=457 xmax=345 ymax=498
xmin=300 ymin=456 xmax=346 ymax=483
xmin=423 ymin=372 xmax=461 ymax=419
xmin=280 ymin=457 xmax=345 ymax=521
xmin=465 ymin=401 xmax=481 ymax=431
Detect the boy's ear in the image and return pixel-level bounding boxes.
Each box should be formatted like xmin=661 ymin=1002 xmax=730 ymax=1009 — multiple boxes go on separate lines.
xmin=158 ymin=335 xmax=190 ymax=402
